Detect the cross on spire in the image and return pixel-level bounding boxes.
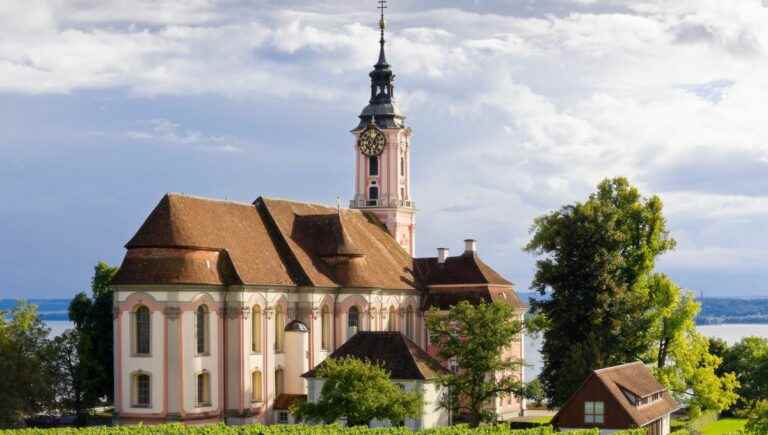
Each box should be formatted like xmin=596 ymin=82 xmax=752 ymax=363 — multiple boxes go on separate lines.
xmin=375 ymin=0 xmax=388 ymax=66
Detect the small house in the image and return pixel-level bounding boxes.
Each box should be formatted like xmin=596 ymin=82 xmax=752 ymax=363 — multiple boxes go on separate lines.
xmin=302 ymin=331 xmax=450 ymax=430
xmin=552 ymin=362 xmax=679 ymax=435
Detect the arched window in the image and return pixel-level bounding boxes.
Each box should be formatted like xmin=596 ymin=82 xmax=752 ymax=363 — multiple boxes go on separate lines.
xmin=275 ymin=306 xmax=285 ymax=353
xmin=369 ymin=156 xmax=379 ymax=176
xmin=252 ymin=370 xmax=263 ymax=402
xmin=196 ymin=371 xmax=211 ymax=407
xmin=400 ymin=156 xmax=405 ymax=176
xmin=388 ymin=306 xmax=397 ymax=331
xmin=275 ymin=368 xmax=284 ymax=396
xmin=406 ymin=306 xmax=414 ymax=340
xmin=321 ymin=305 xmax=331 ymax=351
xmin=135 ymin=306 xmax=150 ymax=355
xmin=196 ymin=305 xmax=208 ymax=355
xmin=348 ymin=306 xmax=360 ymax=339
xmin=368 ymin=186 xmax=379 ymax=200
xmin=132 ymin=372 xmax=151 ymax=408
xmin=251 ymin=305 xmax=262 ymax=353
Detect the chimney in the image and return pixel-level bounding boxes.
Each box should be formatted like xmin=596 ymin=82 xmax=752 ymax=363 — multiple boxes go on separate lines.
xmin=464 ymin=239 xmax=477 ymax=255
xmin=437 ymin=247 xmax=449 ymax=264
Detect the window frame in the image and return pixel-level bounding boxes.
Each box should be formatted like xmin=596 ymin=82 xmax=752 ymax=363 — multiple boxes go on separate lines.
xmin=251 ymin=305 xmax=262 ymax=354
xmin=275 ymin=368 xmax=285 ymax=397
xmin=584 ymin=401 xmax=605 ymax=424
xmin=195 ymin=305 xmax=209 ymax=356
xmin=134 ymin=305 xmax=151 ymax=356
xmin=274 ymin=306 xmax=285 ymax=353
xmin=195 ymin=371 xmax=212 ymax=408
xmin=131 ymin=372 xmax=151 ymax=408
xmin=251 ymin=370 xmax=263 ymax=403
xmin=320 ymin=305 xmax=331 ymax=351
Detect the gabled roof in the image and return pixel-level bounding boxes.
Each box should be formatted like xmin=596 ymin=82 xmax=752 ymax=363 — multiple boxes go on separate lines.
xmin=414 ymin=252 xmax=513 ymax=286
xmin=552 ymin=362 xmax=680 ymax=429
xmin=302 ymin=332 xmax=448 ymax=380
xmin=112 ymin=194 xmax=418 ymax=290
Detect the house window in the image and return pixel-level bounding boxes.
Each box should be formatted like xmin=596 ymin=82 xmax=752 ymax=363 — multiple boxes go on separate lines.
xmin=275 ymin=306 xmax=285 ymax=353
xmin=252 ymin=370 xmax=263 ymax=402
xmin=196 ymin=371 xmax=211 ymax=407
xmin=388 ymin=306 xmax=397 ymax=331
xmin=405 ymin=306 xmax=414 ymax=340
xmin=275 ymin=368 xmax=284 ymax=396
xmin=135 ymin=305 xmax=151 ymax=355
xmin=278 ymin=410 xmax=289 ymax=424
xmin=369 ymin=156 xmax=379 ymax=176
xmin=368 ymin=186 xmax=379 ymax=201
xmin=321 ymin=305 xmax=331 ymax=351
xmin=132 ymin=373 xmax=151 ymax=408
xmin=196 ymin=305 xmax=209 ymax=355
xmin=252 ymin=305 xmax=262 ymax=353
xmin=584 ymin=401 xmax=605 ymax=424
xmin=348 ymin=306 xmax=360 ymax=338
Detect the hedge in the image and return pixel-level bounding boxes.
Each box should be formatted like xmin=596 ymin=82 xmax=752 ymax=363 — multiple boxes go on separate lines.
xmin=0 ymin=424 xmax=656 ymax=434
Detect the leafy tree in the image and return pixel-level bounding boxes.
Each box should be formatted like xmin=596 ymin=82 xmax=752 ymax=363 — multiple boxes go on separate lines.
xmin=68 ymin=261 xmax=118 ymax=404
xmin=746 ymin=400 xmax=768 ymax=434
xmin=525 ymin=178 xmax=676 ymax=406
xmin=719 ymin=337 xmax=768 ymax=412
xmin=0 ymin=301 xmax=57 ymax=427
xmin=292 ymin=357 xmax=422 ymax=427
xmin=426 ymin=300 xmax=524 ymax=427
xmin=49 ymin=329 xmax=102 ymax=425
xmin=524 ymin=378 xmax=546 ymax=408
xmin=708 ymin=337 xmax=729 ymax=361
xmin=644 ymin=274 xmax=738 ymax=416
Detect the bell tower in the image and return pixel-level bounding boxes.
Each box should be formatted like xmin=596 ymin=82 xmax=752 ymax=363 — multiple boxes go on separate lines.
xmin=350 ymin=1 xmax=416 ymax=256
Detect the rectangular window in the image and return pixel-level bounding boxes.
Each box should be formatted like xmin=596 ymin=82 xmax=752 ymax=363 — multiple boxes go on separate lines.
xmin=135 ymin=374 xmax=150 ymax=408
xmin=278 ymin=411 xmax=289 ymax=424
xmin=584 ymin=401 xmax=605 ymax=424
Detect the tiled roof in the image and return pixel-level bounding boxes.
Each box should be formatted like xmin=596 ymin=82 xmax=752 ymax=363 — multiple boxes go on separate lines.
xmin=112 ymin=194 xmax=418 ymax=290
xmin=302 ymin=332 xmax=448 ymax=380
xmin=414 ymin=253 xmax=513 ymax=286
xmin=552 ymin=362 xmax=680 ymax=428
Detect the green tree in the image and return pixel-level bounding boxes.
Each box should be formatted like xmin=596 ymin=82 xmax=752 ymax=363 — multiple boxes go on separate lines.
xmin=68 ymin=261 xmax=118 ymax=404
xmin=719 ymin=337 xmax=768 ymax=412
xmin=524 ymin=378 xmax=546 ymax=408
xmin=525 ymin=178 xmax=676 ymax=406
xmin=292 ymin=357 xmax=422 ymax=427
xmin=0 ymin=301 xmax=57 ymax=427
xmin=426 ymin=301 xmax=524 ymax=427
xmin=49 ymin=329 xmax=103 ymax=425
xmin=746 ymin=400 xmax=768 ymax=434
xmin=643 ymin=274 xmax=738 ymax=416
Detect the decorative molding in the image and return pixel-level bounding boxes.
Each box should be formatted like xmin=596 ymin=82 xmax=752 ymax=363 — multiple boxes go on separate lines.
xmin=163 ymin=306 xmax=181 ymax=319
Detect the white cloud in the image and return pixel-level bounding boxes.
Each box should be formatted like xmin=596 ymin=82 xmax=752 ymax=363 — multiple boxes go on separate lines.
xmin=127 ymin=118 xmax=245 ymax=153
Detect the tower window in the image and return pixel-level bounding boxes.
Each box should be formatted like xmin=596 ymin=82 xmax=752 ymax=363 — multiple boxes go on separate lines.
xmin=195 ymin=305 xmax=209 ymax=355
xmin=369 ymin=156 xmax=379 ymax=176
xmin=368 ymin=186 xmax=379 ymax=201
xmin=400 ymin=156 xmax=405 ymax=176
xmin=134 ymin=305 xmax=150 ymax=355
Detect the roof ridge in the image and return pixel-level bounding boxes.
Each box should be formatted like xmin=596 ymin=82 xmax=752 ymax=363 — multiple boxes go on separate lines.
xmin=166 ymin=192 xmax=256 ymax=208
xmin=594 ymin=361 xmax=646 ymax=374
xmin=261 ymin=196 xmax=365 ymax=213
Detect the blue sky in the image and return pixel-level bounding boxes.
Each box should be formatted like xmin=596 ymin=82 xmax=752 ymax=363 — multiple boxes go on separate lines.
xmin=1 ymin=0 xmax=767 ymax=299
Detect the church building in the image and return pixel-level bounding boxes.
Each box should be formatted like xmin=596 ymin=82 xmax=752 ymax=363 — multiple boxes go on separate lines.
xmin=111 ymin=5 xmax=525 ymax=426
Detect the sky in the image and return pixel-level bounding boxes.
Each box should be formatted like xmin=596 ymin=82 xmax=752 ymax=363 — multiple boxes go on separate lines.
xmin=1 ymin=0 xmax=767 ymax=299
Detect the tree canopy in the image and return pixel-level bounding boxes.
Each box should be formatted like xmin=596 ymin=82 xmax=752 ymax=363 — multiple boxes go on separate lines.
xmin=526 ymin=178 xmax=676 ymax=406
xmin=292 ymin=357 xmax=422 ymax=427
xmin=426 ymin=300 xmax=524 ymax=427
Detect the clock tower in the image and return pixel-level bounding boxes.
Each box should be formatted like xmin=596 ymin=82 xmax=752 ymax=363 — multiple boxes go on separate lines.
xmin=350 ymin=1 xmax=416 ymax=256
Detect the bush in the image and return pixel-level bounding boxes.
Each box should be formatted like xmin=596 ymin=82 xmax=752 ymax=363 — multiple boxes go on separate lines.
xmin=0 ymin=423 xmax=606 ymax=435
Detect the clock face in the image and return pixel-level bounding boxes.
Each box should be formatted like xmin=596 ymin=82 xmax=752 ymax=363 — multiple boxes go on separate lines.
xmin=358 ymin=127 xmax=387 ymax=156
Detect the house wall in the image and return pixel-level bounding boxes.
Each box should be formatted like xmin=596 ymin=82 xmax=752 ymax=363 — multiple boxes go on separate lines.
xmin=114 ymin=287 xmax=424 ymax=425
xmin=553 ymin=374 xmax=635 ymax=430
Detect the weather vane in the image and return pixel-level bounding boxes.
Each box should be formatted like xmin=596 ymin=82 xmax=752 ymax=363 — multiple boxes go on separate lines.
xmin=378 ymin=0 xmax=387 ymax=35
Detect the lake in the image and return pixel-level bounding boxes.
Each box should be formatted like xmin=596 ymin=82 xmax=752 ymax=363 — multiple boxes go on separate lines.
xmin=522 ymin=324 xmax=768 ymax=382
xmin=42 ymin=320 xmax=768 ymax=382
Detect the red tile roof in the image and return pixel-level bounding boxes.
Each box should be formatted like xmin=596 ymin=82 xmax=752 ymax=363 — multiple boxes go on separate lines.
xmin=302 ymin=332 xmax=449 ymax=380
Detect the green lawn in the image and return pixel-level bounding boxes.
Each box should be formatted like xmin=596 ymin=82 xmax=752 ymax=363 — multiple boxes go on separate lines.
xmin=701 ymin=418 xmax=747 ymax=435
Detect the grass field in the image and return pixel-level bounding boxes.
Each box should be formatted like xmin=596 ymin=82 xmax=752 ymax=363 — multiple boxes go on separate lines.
xmin=701 ymin=418 xmax=747 ymax=435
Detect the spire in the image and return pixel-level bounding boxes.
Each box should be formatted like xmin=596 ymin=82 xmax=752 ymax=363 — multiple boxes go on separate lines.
xmin=376 ymin=0 xmax=388 ymax=66
xmin=356 ymin=0 xmax=405 ymax=130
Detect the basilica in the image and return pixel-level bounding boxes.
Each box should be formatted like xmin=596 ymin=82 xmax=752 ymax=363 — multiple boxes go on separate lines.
xmin=111 ymin=8 xmax=525 ymax=428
